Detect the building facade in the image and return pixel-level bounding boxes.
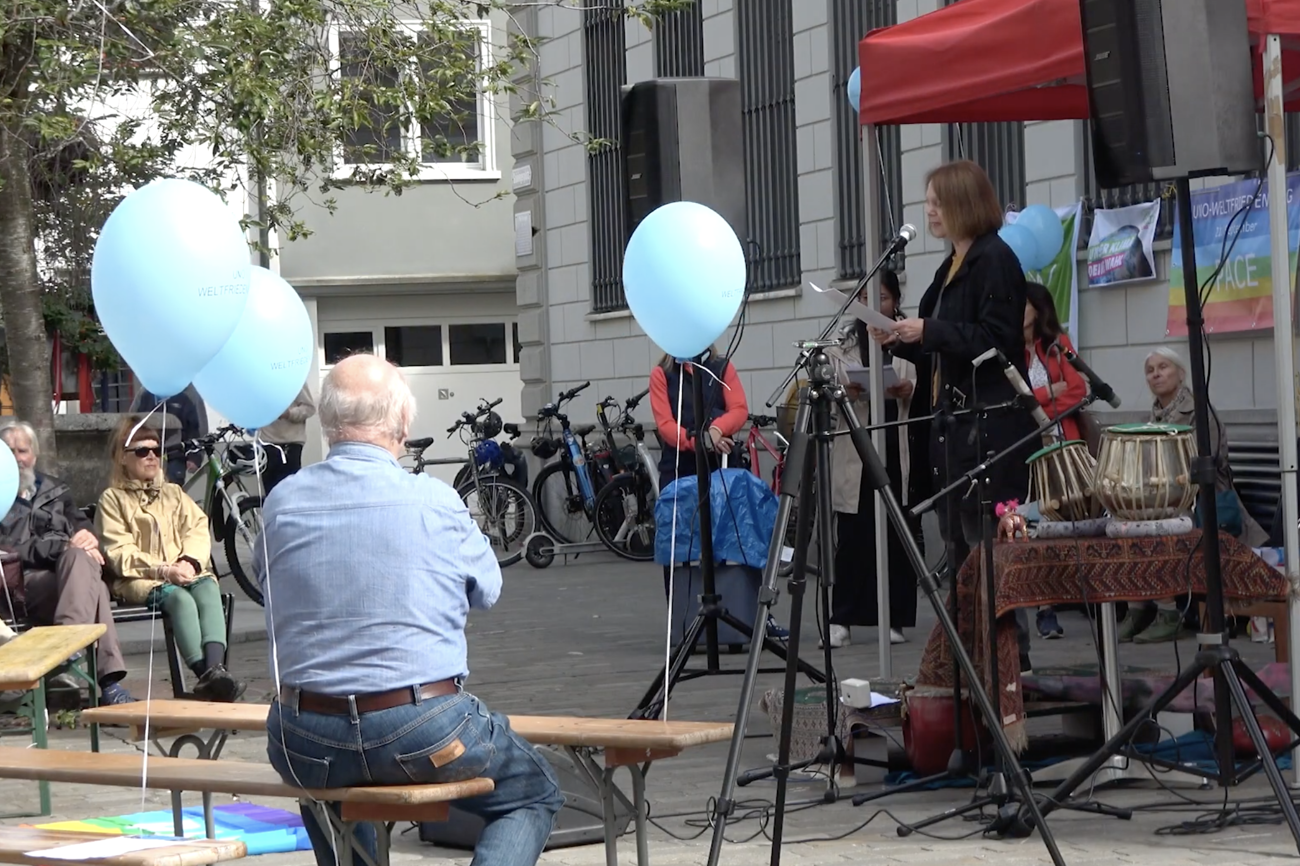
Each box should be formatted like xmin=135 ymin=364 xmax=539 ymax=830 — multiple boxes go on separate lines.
xmin=277 ymin=8 xmax=522 ymax=475
xmin=511 ymin=0 xmax=1285 ymax=445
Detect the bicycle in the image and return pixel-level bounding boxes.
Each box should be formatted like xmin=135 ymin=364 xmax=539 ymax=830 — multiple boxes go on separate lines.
xmin=166 ymin=424 xmax=266 ymax=606
xmin=529 ymin=382 xmax=617 ymax=545
xmin=744 ymin=413 xmax=788 ymax=494
xmin=405 ymin=398 xmax=538 ymax=568
xmin=590 ymin=389 xmax=658 ymax=562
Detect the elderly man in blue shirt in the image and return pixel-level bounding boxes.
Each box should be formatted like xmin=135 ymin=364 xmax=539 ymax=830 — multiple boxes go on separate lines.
xmin=254 ymin=354 xmax=562 ymax=866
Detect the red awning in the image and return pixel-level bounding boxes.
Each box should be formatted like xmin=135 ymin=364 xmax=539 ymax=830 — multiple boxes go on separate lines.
xmin=858 ymin=0 xmax=1300 ymax=126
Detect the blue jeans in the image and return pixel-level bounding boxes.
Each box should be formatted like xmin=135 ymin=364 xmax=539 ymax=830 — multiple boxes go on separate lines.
xmin=266 ymin=688 xmax=563 ymax=866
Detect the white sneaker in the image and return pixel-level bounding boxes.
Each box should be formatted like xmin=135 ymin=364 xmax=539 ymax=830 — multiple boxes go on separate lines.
xmin=821 ymin=625 xmax=850 ymax=648
xmin=890 ymin=628 xmax=907 ymax=644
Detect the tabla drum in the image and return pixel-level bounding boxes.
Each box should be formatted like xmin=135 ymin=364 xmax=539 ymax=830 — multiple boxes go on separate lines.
xmin=1026 ymin=440 xmax=1101 ymax=522
xmin=1094 ymin=423 xmax=1198 ymax=521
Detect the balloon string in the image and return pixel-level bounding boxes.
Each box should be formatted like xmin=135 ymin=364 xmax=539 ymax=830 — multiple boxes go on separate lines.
xmin=126 ymin=403 xmax=163 ymax=447
xmin=664 ymin=371 xmax=686 ymax=724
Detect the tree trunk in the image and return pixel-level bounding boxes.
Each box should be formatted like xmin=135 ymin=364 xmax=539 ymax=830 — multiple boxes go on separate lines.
xmin=0 ymin=124 xmax=57 ymax=460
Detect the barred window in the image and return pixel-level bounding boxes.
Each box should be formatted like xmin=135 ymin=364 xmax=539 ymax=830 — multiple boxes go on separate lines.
xmin=584 ymin=1 xmax=628 ymax=313
xmin=1079 ymin=126 xmax=1174 ymax=242
xmin=831 ymin=0 xmax=900 ymax=279
xmin=946 ymin=122 xmax=1026 ymax=212
xmin=737 ymin=0 xmax=801 ymax=292
xmin=653 ymin=2 xmax=703 ymax=77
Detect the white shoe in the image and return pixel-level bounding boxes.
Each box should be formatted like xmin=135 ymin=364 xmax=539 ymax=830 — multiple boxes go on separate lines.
xmin=821 ymin=625 xmax=850 ymax=649
xmin=890 ymin=629 xmax=907 ymax=644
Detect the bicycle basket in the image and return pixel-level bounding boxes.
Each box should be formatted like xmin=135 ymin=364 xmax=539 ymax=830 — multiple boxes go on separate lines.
xmin=474 ymin=439 xmax=504 ymax=470
xmin=530 ymin=436 xmax=558 ymax=459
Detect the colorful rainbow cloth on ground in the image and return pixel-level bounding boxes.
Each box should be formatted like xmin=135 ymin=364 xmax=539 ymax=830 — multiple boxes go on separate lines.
xmin=30 ymin=803 xmax=312 ymax=855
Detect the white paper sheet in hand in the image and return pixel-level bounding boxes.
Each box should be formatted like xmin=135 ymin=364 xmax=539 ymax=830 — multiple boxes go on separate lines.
xmin=808 ymin=283 xmax=898 ymax=332
xmin=26 ymin=837 xmax=183 ymax=861
xmin=845 ymin=365 xmax=900 ymax=394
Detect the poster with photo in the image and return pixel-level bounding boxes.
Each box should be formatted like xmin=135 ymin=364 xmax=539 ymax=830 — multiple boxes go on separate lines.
xmin=1086 ymin=200 xmax=1161 ymax=288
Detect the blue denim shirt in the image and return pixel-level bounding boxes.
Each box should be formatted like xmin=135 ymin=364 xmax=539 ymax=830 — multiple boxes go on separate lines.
xmin=254 ymin=441 xmax=501 ymax=694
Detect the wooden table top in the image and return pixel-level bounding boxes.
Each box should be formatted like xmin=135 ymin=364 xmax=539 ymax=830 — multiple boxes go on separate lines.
xmin=81 ymin=701 xmax=735 ymax=751
xmin=0 ymin=747 xmax=492 ymax=804
xmin=0 ymin=625 xmax=105 ymax=690
xmin=0 ymin=827 xmax=245 ymax=866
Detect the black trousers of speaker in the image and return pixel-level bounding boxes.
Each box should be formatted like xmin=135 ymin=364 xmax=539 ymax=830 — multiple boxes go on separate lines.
xmin=621 ymin=78 xmax=747 ymax=244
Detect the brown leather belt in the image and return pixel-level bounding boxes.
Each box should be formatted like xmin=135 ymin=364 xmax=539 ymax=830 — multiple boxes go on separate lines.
xmin=280 ymin=679 xmax=458 ymax=715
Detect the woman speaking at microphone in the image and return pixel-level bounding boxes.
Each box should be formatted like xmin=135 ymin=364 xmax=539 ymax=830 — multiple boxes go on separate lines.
xmin=870 ymin=160 xmax=1038 ymax=672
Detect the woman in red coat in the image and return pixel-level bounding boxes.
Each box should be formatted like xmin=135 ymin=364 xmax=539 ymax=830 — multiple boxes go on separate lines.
xmin=1023 ymin=281 xmax=1088 ymax=639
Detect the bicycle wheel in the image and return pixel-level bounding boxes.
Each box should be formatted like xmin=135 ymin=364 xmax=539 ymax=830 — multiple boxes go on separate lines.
xmin=224 ymin=496 xmax=264 ymax=606
xmin=593 ymin=474 xmax=656 ymax=562
xmin=456 ymin=477 xmax=536 ymax=567
xmin=532 ymin=462 xmax=594 ymax=544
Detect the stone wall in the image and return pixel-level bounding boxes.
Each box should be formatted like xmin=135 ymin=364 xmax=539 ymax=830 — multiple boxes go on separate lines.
xmin=49 ymin=413 xmax=181 ymax=509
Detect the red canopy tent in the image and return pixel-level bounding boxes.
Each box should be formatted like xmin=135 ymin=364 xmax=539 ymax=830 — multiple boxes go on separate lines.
xmin=856 ymin=0 xmax=1300 ymax=126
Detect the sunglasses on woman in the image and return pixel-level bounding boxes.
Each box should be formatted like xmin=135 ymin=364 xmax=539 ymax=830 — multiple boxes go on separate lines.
xmin=126 ymin=446 xmax=162 ymax=459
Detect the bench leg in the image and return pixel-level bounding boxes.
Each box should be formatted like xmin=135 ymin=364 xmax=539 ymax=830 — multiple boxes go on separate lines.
xmin=627 ymin=764 xmax=649 ymax=866
xmin=171 ymin=790 xmax=185 ymax=837
xmin=301 ymin=799 xmax=385 ymax=866
xmin=203 ymin=791 xmax=215 ymax=839
xmin=32 ymin=679 xmax=49 ymax=816
xmin=600 ymin=767 xmax=620 ymax=866
xmin=85 ymin=640 xmax=99 ymax=754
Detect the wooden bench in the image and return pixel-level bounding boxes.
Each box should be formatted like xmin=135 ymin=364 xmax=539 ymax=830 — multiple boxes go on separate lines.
xmin=0 ymin=625 xmax=106 ymax=818
xmin=0 ymin=827 xmax=245 ymax=866
xmin=82 ymin=700 xmax=735 ymax=865
xmin=5 ymin=594 xmax=237 ymax=701
xmin=0 ymin=746 xmax=491 ymax=866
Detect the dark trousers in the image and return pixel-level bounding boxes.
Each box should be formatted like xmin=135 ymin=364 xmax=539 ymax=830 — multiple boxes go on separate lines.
xmin=832 ymin=495 xmax=920 ymax=629
xmin=24 ymin=549 xmax=127 ymax=686
xmin=261 ymin=443 xmax=303 ymax=494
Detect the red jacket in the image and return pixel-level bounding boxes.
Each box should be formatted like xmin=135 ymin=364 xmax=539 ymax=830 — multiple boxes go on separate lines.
xmin=649 ymin=360 xmax=748 ymax=452
xmin=1026 ymin=333 xmax=1088 ymax=442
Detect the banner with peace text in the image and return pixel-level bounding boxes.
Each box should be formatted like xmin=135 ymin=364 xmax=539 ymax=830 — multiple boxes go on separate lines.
xmin=1168 ymin=173 xmax=1300 ymax=336
xmin=1007 ymin=202 xmax=1083 ymax=340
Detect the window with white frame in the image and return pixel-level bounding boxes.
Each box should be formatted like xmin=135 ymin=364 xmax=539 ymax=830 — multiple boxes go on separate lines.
xmin=330 ymin=19 xmax=496 ymax=181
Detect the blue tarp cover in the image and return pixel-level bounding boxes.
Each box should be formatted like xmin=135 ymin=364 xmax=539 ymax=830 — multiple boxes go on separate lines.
xmin=654 ymin=469 xmax=777 ymax=566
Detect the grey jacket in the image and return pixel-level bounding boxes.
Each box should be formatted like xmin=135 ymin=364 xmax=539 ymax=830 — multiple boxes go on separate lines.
xmin=258 ymin=385 xmax=316 ymax=444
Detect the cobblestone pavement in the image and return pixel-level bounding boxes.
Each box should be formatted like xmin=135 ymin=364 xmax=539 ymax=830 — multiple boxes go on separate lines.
xmin=3 ymin=556 xmax=1295 ymax=865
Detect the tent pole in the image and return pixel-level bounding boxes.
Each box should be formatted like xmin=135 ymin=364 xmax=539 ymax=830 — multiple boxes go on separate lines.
xmin=861 ymin=121 xmax=891 ymax=678
xmin=1263 ymin=32 xmax=1300 ymax=789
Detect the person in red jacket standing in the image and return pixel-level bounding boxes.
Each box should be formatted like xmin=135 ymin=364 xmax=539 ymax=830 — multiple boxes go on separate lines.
xmin=1023 ymin=281 xmax=1088 ymax=639
xmin=648 ymin=347 xmax=787 ymax=639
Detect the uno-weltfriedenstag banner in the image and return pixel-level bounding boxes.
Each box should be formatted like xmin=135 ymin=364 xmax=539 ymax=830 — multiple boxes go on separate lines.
xmin=1007 ymin=202 xmax=1083 ymax=340
xmin=1168 ymin=173 xmax=1300 ymax=336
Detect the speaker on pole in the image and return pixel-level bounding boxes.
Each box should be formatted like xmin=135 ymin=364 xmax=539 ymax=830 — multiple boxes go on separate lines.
xmin=1079 ymin=0 xmax=1260 ymax=188
xmin=621 ymin=78 xmax=747 ymax=243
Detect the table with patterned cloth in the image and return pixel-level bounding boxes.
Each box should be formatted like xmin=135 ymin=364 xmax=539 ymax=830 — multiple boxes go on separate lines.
xmin=914 ymin=531 xmax=1290 ymax=752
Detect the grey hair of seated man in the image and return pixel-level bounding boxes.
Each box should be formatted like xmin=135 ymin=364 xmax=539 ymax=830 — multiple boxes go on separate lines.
xmin=0 ymin=420 xmax=40 ymax=497
xmin=319 ymin=354 xmax=417 ymax=454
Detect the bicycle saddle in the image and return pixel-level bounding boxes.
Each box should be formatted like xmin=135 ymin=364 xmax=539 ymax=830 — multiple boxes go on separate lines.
xmin=572 ymin=423 xmax=597 ymax=437
xmin=406 ymin=436 xmax=435 ymax=450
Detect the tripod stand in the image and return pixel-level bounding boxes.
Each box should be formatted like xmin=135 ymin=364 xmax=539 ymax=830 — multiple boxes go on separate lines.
xmin=1021 ymin=177 xmax=1300 ymax=853
xmin=705 ymin=343 xmax=1066 ymax=866
xmin=630 ymin=354 xmax=824 ymax=722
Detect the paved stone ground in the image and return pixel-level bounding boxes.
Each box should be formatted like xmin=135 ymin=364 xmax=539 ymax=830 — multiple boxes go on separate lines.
xmin=3 ymin=555 xmax=1296 ymax=865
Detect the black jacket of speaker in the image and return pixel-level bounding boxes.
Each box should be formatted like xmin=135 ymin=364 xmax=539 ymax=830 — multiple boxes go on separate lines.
xmin=893 ymin=230 xmax=1036 ymax=508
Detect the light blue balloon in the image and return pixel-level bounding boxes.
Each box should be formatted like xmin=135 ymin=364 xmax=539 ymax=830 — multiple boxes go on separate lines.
xmin=0 ymin=440 xmax=17 ymax=522
xmin=623 ymin=202 xmax=746 ymax=360
xmin=193 ymin=267 xmax=313 ymax=430
xmin=847 ymin=67 xmax=862 ymax=114
xmin=92 ymin=179 xmax=251 ymax=398
xmin=1014 ymin=204 xmax=1065 ymax=271
xmin=998 ymin=223 xmax=1040 ymax=272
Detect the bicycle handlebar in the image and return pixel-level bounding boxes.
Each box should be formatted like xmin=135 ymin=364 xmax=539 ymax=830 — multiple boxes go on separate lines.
xmin=558 ymin=381 xmax=590 ymax=402
xmin=748 ymin=414 xmax=778 ymax=428
xmin=447 ymin=397 xmax=507 ymax=435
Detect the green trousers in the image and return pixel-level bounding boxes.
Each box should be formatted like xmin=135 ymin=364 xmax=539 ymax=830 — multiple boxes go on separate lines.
xmin=146 ymin=576 xmax=226 ymax=665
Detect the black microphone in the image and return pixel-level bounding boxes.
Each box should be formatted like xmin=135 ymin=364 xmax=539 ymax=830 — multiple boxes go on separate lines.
xmin=1063 ymin=349 xmax=1121 ymax=409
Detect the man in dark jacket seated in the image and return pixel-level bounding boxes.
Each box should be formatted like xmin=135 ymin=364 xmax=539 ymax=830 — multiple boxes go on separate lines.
xmin=0 ymin=421 xmax=134 ymax=704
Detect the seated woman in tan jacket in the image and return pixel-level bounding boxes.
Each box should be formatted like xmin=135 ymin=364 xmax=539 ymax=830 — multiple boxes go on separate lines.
xmin=95 ymin=416 xmax=245 ymax=702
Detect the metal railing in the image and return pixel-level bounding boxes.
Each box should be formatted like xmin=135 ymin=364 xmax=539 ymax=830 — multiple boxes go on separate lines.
xmin=831 ymin=0 xmax=900 ymax=279
xmin=947 ymin=121 xmax=1027 ymax=213
xmin=584 ymin=1 xmax=629 ymax=313
xmin=653 ymin=2 xmax=704 ymax=77
xmin=736 ymin=0 xmax=801 ymax=293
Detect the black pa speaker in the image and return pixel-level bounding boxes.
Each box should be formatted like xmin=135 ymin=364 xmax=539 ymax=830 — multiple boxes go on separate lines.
xmin=1079 ymin=0 xmax=1259 ymax=188
xmin=621 ymin=78 xmax=746 ymax=244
